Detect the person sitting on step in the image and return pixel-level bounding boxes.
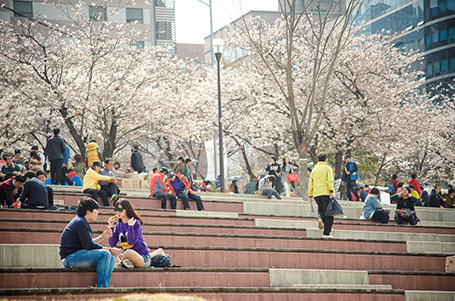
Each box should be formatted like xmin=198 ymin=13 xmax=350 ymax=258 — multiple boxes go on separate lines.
xmin=363 ymin=187 xmax=390 ymax=224
xmin=258 ymin=175 xmax=282 ymax=200
xmin=82 ymin=161 xmax=117 ymax=206
xmin=150 ymin=167 xmax=177 ymax=210
xmin=165 ymin=170 xmax=205 ymax=211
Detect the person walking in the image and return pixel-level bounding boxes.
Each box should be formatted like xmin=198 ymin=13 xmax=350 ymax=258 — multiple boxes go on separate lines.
xmin=131 ymin=144 xmax=145 ymax=173
xmin=45 ymin=128 xmax=66 ymax=185
xmin=308 ymin=153 xmax=335 ymax=237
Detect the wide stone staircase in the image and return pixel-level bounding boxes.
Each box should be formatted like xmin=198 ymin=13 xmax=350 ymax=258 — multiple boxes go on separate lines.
xmin=0 ymin=186 xmax=454 ymax=300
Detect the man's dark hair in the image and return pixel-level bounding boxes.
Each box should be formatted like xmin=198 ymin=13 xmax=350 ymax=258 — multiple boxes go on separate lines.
xmin=35 ymin=170 xmax=46 ymax=178
xmin=15 ymin=175 xmax=26 ymax=183
xmin=317 ymin=153 xmax=327 ymax=162
xmin=185 ymin=158 xmax=192 ymax=163
xmin=152 ymin=167 xmax=158 ymax=172
xmin=270 ymin=156 xmax=277 ymax=163
xmin=105 ymin=159 xmax=113 ymax=165
xmin=370 ymin=187 xmax=380 ymax=195
xmin=77 ymin=197 xmax=100 ymax=217
xmin=24 ymin=171 xmax=36 ymax=179
xmin=449 ymin=188 xmax=454 ymax=195
xmin=2 ymin=154 xmax=9 ymax=161
xmin=397 ymin=182 xmax=404 ymax=188
xmin=392 ymin=174 xmax=397 ymax=179
xmin=53 ymin=128 xmax=60 ymax=135
xmin=31 ymin=146 xmax=39 ymax=150
xmin=364 ymin=184 xmax=369 ymax=188
xmin=178 ymin=156 xmax=184 ymax=162
xmin=410 ymin=172 xmax=417 ymax=179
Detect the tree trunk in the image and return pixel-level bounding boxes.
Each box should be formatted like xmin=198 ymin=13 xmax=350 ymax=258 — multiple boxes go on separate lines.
xmin=309 ymin=145 xmax=318 ymax=164
xmin=240 ymin=145 xmax=256 ymax=180
xmin=375 ymin=153 xmax=387 ymax=186
xmin=334 ymin=150 xmax=343 ymax=180
xmin=298 ymin=156 xmax=309 ymax=200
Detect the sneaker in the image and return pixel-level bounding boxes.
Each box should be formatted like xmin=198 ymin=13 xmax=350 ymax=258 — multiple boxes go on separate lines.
xmin=121 ymin=259 xmax=134 ymax=269
xmin=322 ymin=234 xmax=334 ymax=238
xmin=111 ymin=194 xmax=118 ymax=205
xmin=317 ymin=219 xmax=324 ymax=230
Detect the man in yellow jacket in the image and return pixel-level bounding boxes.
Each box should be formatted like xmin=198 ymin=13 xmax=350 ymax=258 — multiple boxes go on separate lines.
xmin=308 ymin=153 xmax=335 ymax=237
xmin=82 ymin=161 xmax=116 ymax=206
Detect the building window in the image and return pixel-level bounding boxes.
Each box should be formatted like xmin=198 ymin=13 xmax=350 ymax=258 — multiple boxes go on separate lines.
xmin=432 ymin=31 xmax=439 ymax=43
xmin=439 ymin=1 xmax=447 ymax=12
xmin=89 ymin=6 xmax=107 ymax=21
xmin=441 ymin=59 xmax=449 ymax=72
xmin=126 ymin=8 xmax=143 ymax=24
xmin=426 ymin=35 xmax=432 ymax=46
xmin=450 ymin=57 xmax=455 ymax=70
xmin=427 ymin=63 xmax=433 ymax=75
xmin=156 ymin=21 xmax=173 ymax=40
xmin=434 ymin=61 xmax=440 ymax=74
xmin=440 ymin=29 xmax=447 ymax=41
xmin=132 ymin=41 xmax=145 ymax=48
xmin=449 ymin=27 xmax=455 ymax=39
xmin=13 ymin=1 xmax=33 ymax=18
xmin=448 ymin=0 xmax=455 ymax=11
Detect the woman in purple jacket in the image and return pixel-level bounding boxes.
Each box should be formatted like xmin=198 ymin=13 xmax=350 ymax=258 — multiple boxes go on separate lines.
xmin=108 ymin=199 xmax=150 ymax=268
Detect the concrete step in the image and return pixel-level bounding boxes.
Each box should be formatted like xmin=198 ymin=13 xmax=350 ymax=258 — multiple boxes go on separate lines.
xmin=368 ymin=271 xmax=455 ymax=291
xmin=292 ymin=284 xmax=393 ymax=289
xmin=0 ymin=244 xmax=62 ymax=268
xmin=405 ymin=290 xmax=455 ymax=301
xmin=407 ymin=241 xmax=455 ymax=254
xmin=306 ymin=228 xmax=455 ymax=242
xmin=270 ymin=269 xmax=369 ymax=286
xmin=0 ymin=287 xmax=406 ymax=300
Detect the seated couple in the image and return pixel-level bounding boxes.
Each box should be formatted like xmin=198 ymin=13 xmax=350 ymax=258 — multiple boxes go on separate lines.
xmin=59 ymin=197 xmax=169 ymax=288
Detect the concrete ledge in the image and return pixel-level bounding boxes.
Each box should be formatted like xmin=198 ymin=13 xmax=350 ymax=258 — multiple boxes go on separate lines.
xmin=407 ymin=241 xmax=455 ymax=254
xmin=255 ymin=218 xmax=315 ymax=229
xmin=176 ymin=210 xmax=238 ymax=219
xmin=293 ymin=284 xmax=393 ymax=290
xmin=270 ymin=269 xmax=369 ymax=286
xmin=405 ymin=290 xmax=455 ymax=301
xmin=306 ymin=228 xmax=455 ymax=242
xmin=0 ymin=244 xmax=62 ymax=268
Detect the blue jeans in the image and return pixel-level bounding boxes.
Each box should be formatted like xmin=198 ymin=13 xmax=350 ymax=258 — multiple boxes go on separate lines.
xmin=142 ymin=254 xmax=151 ymax=267
xmin=63 ymin=249 xmax=115 ymax=288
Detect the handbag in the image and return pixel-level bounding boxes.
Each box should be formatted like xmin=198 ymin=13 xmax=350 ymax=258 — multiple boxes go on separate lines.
xmin=326 ymin=198 xmax=344 ymax=216
xmin=288 ymin=173 xmax=299 ymax=182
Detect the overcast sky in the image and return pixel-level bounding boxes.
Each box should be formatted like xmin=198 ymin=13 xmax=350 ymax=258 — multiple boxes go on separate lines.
xmin=175 ymin=0 xmax=278 ymax=44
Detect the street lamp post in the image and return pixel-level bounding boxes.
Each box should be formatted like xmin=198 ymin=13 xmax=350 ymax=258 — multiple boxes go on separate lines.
xmin=213 ymin=38 xmax=225 ymax=192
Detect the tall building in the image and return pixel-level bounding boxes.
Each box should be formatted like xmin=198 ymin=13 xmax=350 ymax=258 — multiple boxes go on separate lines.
xmin=0 ymin=0 xmax=176 ymax=51
xmin=357 ymin=0 xmax=455 ymax=92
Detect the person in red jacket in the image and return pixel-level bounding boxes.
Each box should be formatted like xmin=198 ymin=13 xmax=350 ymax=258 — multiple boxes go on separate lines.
xmin=408 ymin=173 xmax=421 ymax=197
xmin=0 ymin=175 xmax=26 ymax=207
xmin=150 ymin=167 xmax=177 ymax=209
xmin=165 ymin=170 xmax=205 ymax=211
xmin=389 ymin=174 xmax=399 ymax=194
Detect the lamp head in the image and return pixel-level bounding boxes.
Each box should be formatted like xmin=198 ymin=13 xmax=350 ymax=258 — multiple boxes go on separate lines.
xmin=213 ymin=38 xmax=224 ymax=55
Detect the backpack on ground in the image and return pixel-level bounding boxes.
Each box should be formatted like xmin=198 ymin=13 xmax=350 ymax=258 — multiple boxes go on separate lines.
xmin=150 ymin=254 xmax=171 ymax=267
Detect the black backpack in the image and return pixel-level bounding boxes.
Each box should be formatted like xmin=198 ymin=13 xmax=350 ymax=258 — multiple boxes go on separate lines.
xmin=150 ymin=254 xmax=171 ymax=267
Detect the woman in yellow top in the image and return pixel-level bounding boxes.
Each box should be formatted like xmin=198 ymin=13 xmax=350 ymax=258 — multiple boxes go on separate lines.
xmin=82 ymin=161 xmax=116 ymax=206
xmin=86 ymin=140 xmax=102 ymax=168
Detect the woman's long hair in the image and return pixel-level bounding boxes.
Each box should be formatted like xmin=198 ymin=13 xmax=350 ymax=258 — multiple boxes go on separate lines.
xmin=115 ymin=199 xmax=144 ymax=225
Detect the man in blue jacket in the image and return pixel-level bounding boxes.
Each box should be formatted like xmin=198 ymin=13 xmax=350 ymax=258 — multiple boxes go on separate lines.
xmin=60 ymin=197 xmax=121 ymax=287
xmin=20 ymin=171 xmax=52 ymax=209
xmin=342 ymin=154 xmax=359 ymax=201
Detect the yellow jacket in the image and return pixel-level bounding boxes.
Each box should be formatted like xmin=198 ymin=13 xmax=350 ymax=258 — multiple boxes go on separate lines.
xmin=308 ymin=161 xmax=334 ymax=197
xmin=82 ymin=168 xmax=112 ymax=191
xmin=86 ymin=142 xmax=101 ymax=168
xmin=411 ymin=190 xmax=420 ymax=199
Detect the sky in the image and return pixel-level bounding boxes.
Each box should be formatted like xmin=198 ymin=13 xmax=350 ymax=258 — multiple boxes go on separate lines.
xmin=175 ymin=0 xmax=278 ymax=44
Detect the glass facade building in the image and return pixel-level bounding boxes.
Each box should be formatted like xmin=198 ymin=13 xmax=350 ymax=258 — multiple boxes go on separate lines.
xmin=357 ymin=0 xmax=455 ymax=93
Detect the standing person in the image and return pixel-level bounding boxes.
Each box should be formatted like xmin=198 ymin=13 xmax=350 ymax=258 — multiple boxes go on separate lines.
xmin=281 ymin=157 xmax=292 ymax=197
xmin=258 ymin=175 xmax=282 ymax=199
xmin=0 ymin=175 xmax=25 ymax=208
xmin=1 ymin=154 xmax=21 ymax=180
xmin=59 ymin=197 xmax=121 ymax=288
xmin=266 ymin=156 xmax=282 ymax=194
xmin=308 ymin=153 xmax=335 ymax=237
xmin=130 ymin=144 xmax=145 ymax=173
xmin=150 ymin=167 xmax=177 ymax=209
xmin=59 ymin=143 xmax=73 ymax=186
xmin=389 ymin=174 xmax=399 ymax=195
xmin=228 ymin=180 xmax=239 ymax=194
xmin=165 ymin=170 xmax=205 ymax=211
xmin=108 ymin=199 xmax=151 ymax=268
xmin=342 ymin=154 xmax=359 ymax=201
xmin=99 ymin=159 xmax=120 ymax=201
xmin=173 ymin=157 xmax=185 ymax=175
xmin=408 ymin=173 xmax=421 ymax=197
xmin=183 ymin=158 xmax=194 ymax=188
xmin=86 ymin=140 xmax=102 ymax=170
xmin=73 ymin=154 xmax=86 ymax=186
xmin=82 ymin=161 xmax=117 ymax=206
xmin=31 ymin=146 xmax=46 ymax=172
xmin=45 ymin=128 xmax=66 ymax=185
xmin=363 ymin=188 xmax=390 ymax=224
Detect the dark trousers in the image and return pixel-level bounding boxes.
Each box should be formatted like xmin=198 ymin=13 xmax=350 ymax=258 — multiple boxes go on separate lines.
xmin=345 ymin=180 xmax=356 ymax=201
xmin=50 ymin=159 xmax=63 ymax=185
xmin=101 ymin=183 xmax=120 ymax=197
xmin=315 ymin=195 xmax=334 ymax=235
xmin=84 ymin=188 xmax=109 ymax=206
xmin=177 ymin=193 xmax=205 ymax=211
xmin=59 ymin=167 xmax=73 ymax=186
xmin=47 ymin=187 xmax=57 ymax=209
xmin=261 ymin=188 xmax=282 ymax=199
xmin=371 ymin=210 xmax=389 ymax=224
xmin=154 ymin=191 xmax=177 ymax=209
